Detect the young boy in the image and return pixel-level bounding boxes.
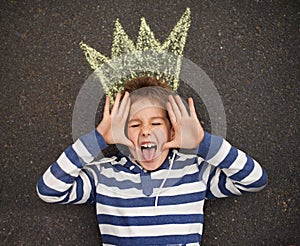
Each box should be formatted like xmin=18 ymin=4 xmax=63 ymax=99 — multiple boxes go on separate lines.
xmin=37 ymin=77 xmax=268 ymax=245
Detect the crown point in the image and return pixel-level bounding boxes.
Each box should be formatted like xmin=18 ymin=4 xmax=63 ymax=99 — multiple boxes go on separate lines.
xmin=137 ymin=16 xmax=161 ymax=51
xmin=79 ymin=41 xmax=108 ymax=70
xmin=112 ymin=19 xmax=135 ymax=57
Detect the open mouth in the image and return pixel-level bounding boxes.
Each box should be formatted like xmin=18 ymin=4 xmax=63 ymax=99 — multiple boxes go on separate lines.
xmin=140 ymin=143 xmax=157 ymax=162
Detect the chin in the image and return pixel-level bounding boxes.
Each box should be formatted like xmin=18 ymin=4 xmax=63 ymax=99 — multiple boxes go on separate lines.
xmin=140 ymin=160 xmax=162 ymax=171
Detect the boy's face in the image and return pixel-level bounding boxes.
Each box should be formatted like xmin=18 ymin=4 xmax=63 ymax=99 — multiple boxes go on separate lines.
xmin=127 ymin=98 xmax=173 ymax=171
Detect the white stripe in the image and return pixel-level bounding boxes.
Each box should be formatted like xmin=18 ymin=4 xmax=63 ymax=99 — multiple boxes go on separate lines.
xmin=154 ymin=181 xmax=207 ymax=197
xmin=84 ymin=166 xmax=99 ymax=184
xmin=235 ymin=184 xmax=266 ymax=192
xmin=97 ymin=200 xmax=204 ymax=217
xmin=102 ymin=162 xmax=199 ymax=183
xmin=57 ymin=152 xmax=80 ymax=176
xmin=176 ymin=152 xmax=198 ymax=161
xmin=43 ymin=168 xmax=71 ymax=192
xmin=95 ymin=158 xmax=203 ymax=187
xmin=225 ymin=179 xmax=242 ymax=196
xmin=36 ymin=187 xmax=68 ymax=203
xmin=201 ymin=162 xmax=213 ymax=182
xmin=67 ymin=181 xmax=78 ymax=202
xmin=207 ymin=140 xmax=231 ymax=166
xmin=97 ymin=183 xmax=142 ymax=198
xmin=222 ymin=150 xmax=247 ymax=176
xmin=101 ymin=166 xmax=141 ymax=183
xmin=97 ymin=180 xmax=207 ymax=198
xmin=97 ymin=182 xmax=206 ymax=199
xmin=152 ymin=164 xmax=199 ymax=180
xmin=208 ymin=169 xmax=227 ymax=198
xmin=100 ymin=223 xmax=202 ymax=237
xmin=76 ymin=171 xmax=92 ymax=203
xmin=72 ymin=139 xmax=94 ymax=163
xmin=239 ymin=160 xmax=263 ymax=185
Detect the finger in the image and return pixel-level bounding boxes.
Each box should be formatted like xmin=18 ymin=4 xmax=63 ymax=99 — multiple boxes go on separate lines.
xmin=103 ymin=96 xmax=110 ymax=117
xmin=168 ymin=95 xmax=181 ymax=119
xmin=175 ymin=95 xmax=189 ymax=117
xmin=188 ymin=97 xmax=197 ymax=118
xmin=118 ymin=91 xmax=129 ymax=116
xmin=166 ymin=102 xmax=177 ymax=126
xmin=121 ymin=96 xmax=131 ymax=122
xmin=111 ymin=93 xmax=121 ymax=114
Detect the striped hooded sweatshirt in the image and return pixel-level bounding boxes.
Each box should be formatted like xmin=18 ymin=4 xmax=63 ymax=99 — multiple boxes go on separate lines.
xmin=37 ymin=129 xmax=267 ymax=245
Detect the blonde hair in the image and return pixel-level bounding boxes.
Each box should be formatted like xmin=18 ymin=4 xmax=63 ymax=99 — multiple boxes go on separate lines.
xmin=123 ymin=77 xmax=174 ymax=108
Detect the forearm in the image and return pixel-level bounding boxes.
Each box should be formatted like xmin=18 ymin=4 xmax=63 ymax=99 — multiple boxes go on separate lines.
xmin=198 ymin=132 xmax=268 ymax=197
xmin=36 ymin=129 xmax=107 ymax=204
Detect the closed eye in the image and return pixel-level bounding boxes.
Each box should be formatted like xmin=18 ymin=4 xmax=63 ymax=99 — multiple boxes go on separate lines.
xmin=130 ymin=124 xmax=140 ymax=128
xmin=152 ymin=122 xmax=162 ymax=126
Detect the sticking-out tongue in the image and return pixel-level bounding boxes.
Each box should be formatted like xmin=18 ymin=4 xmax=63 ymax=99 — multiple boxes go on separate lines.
xmin=142 ymin=147 xmax=156 ymax=162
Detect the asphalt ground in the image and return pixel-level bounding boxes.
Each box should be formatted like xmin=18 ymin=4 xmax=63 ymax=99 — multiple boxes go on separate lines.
xmin=1 ymin=1 xmax=299 ymax=245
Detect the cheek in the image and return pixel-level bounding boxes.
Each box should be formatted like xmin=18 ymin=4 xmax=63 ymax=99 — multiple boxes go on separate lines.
xmin=153 ymin=127 xmax=171 ymax=141
xmin=127 ymin=129 xmax=138 ymax=142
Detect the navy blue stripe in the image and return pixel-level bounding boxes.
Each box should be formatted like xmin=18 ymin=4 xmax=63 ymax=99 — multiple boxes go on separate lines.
xmin=206 ymin=167 xmax=217 ymax=199
xmin=73 ymin=176 xmax=84 ymax=203
xmin=80 ymin=129 xmax=107 ymax=157
xmin=70 ymin=171 xmax=97 ymax=204
xmin=101 ymin=234 xmax=201 ymax=246
xmin=51 ymin=162 xmax=75 ymax=184
xmin=249 ymin=168 xmax=268 ymax=187
xmin=102 ymin=162 xmax=140 ymax=174
xmin=98 ymin=172 xmax=141 ymax=190
xmin=164 ymin=154 xmax=197 ymax=170
xmin=197 ymin=161 xmax=210 ymax=182
xmin=82 ymin=169 xmax=96 ymax=203
xmin=37 ymin=177 xmax=67 ymax=197
xmin=218 ymin=147 xmax=238 ymax=169
xmin=218 ymin=172 xmax=237 ymax=197
xmin=64 ymin=146 xmax=84 ymax=168
xmin=159 ymin=171 xmax=204 ymax=188
xmin=197 ymin=131 xmax=211 ymax=157
xmin=97 ymin=169 xmax=203 ymax=191
xmin=96 ymin=191 xmax=206 ymax=207
xmin=65 ymin=177 xmax=84 ymax=204
xmin=97 ymin=213 xmax=204 ymax=226
xmin=230 ymin=155 xmax=254 ymax=181
xmin=235 ymin=169 xmax=268 ymax=189
xmin=197 ymin=132 xmax=223 ymax=160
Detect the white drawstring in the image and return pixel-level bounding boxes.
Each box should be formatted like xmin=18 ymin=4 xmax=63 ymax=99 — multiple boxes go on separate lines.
xmin=155 ymin=150 xmax=177 ymax=207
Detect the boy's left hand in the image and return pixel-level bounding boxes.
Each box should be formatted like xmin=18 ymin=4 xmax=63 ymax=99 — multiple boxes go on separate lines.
xmin=163 ymin=95 xmax=204 ymax=150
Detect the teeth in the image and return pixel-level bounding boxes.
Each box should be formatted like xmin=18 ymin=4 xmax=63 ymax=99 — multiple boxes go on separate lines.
xmin=141 ymin=144 xmax=156 ymax=149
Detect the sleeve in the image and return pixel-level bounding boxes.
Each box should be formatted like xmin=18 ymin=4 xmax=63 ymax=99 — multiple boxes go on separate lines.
xmin=36 ymin=129 xmax=108 ymax=204
xmin=197 ymin=132 xmax=268 ymax=199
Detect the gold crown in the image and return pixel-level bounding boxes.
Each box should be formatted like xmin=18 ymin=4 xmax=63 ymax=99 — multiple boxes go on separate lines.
xmin=80 ymin=8 xmax=191 ymax=101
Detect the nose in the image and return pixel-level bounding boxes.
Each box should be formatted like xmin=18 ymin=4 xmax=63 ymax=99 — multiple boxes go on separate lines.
xmin=141 ymin=126 xmax=151 ymax=136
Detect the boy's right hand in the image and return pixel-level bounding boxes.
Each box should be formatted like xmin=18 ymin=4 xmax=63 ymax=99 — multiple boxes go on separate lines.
xmin=96 ymin=92 xmax=134 ymax=148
